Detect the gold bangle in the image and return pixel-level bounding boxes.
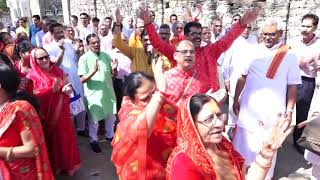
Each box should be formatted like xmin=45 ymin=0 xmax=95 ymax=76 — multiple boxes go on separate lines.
xmin=259 ymin=150 xmax=274 ymax=160
xmin=6 ymin=147 xmax=13 ymax=161
xmin=254 ymin=159 xmax=271 ymax=169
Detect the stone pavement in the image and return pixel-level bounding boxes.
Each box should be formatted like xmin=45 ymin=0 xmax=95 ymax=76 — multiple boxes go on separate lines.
xmin=56 ymin=133 xmax=313 ymax=180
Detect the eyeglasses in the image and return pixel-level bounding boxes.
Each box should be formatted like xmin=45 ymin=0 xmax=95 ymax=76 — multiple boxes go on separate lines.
xmin=195 ymin=113 xmax=227 ymax=127
xmin=262 ymin=32 xmax=277 ymax=37
xmin=175 ymin=49 xmax=195 ymax=54
xmin=188 ymin=32 xmax=202 ymax=37
xmin=36 ymin=55 xmax=49 ymax=61
xmin=233 ymin=18 xmax=240 ymax=21
xmin=301 ymin=25 xmax=314 ymax=28
xmin=159 ymin=32 xmax=170 ymax=36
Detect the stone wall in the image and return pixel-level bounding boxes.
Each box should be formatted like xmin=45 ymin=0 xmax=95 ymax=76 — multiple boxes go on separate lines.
xmin=68 ymin=0 xmax=320 ymax=38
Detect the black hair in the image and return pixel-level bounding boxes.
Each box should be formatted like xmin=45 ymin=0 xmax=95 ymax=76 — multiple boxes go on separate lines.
xmin=170 ymin=14 xmax=177 ymax=20
xmin=92 ymin=17 xmax=100 ymax=23
xmin=49 ymin=22 xmax=63 ymax=33
xmin=232 ymin=14 xmax=241 ymax=19
xmin=80 ymin=13 xmax=89 ymax=18
xmin=0 ymin=32 xmax=11 ymax=44
xmin=190 ymin=94 xmax=215 ymax=120
xmin=73 ymin=38 xmax=83 ymax=44
xmin=86 ymin=33 xmax=99 ymax=45
xmin=111 ymin=22 xmax=123 ymax=33
xmin=0 ymin=64 xmax=39 ymax=111
xmin=123 ymin=72 xmax=154 ymax=100
xmin=160 ymin=24 xmax=170 ymax=30
xmin=0 ymin=53 xmax=11 ymax=65
xmin=184 ymin=21 xmax=202 ymax=35
xmin=70 ymin=15 xmax=78 ymax=21
xmin=15 ymin=41 xmax=33 ymax=59
xmin=42 ymin=15 xmax=48 ymax=20
xmin=32 ymin=15 xmax=41 ymax=20
xmin=302 ymin=13 xmax=319 ymax=26
xmin=105 ymin=16 xmax=113 ymax=21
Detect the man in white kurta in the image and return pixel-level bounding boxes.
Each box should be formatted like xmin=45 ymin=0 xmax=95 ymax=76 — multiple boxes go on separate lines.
xmin=232 ymin=20 xmax=301 ymax=179
xmin=222 ymin=24 xmax=258 ymax=133
xmin=44 ymin=23 xmax=86 ymax=133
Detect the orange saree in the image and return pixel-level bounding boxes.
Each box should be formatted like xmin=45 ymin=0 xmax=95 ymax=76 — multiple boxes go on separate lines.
xmin=166 ymin=96 xmax=245 ymax=180
xmin=0 ymin=100 xmax=54 ymax=180
xmin=111 ymin=96 xmax=176 ymax=180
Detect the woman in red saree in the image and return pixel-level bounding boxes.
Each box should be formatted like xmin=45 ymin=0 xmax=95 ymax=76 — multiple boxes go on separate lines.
xmin=26 ymin=48 xmax=80 ymax=175
xmin=167 ymin=94 xmax=292 ymax=180
xmin=0 ymin=64 xmax=54 ymax=180
xmin=111 ymin=59 xmax=176 ymax=179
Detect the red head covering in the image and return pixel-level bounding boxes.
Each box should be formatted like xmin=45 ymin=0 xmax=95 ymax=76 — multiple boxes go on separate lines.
xmin=166 ymin=95 xmax=244 ymax=179
xmin=26 ymin=48 xmax=64 ymax=94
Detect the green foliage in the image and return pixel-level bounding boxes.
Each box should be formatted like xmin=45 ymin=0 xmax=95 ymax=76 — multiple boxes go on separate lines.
xmin=0 ymin=0 xmax=9 ymax=11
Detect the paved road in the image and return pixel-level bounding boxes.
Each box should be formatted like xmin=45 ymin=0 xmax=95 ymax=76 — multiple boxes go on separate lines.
xmin=56 ymin=133 xmax=313 ymax=180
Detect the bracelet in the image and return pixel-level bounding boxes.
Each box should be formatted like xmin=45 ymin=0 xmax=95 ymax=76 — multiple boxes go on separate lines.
xmin=254 ymin=159 xmax=271 ymax=169
xmin=259 ymin=150 xmax=274 ymax=160
xmin=6 ymin=147 xmax=13 ymax=161
xmin=152 ymin=91 xmax=164 ymax=103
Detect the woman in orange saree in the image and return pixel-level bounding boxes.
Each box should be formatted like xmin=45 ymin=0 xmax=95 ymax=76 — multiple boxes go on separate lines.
xmin=111 ymin=59 xmax=176 ymax=180
xmin=0 ymin=64 xmax=54 ymax=180
xmin=26 ymin=48 xmax=80 ymax=175
xmin=166 ymin=94 xmax=293 ymax=180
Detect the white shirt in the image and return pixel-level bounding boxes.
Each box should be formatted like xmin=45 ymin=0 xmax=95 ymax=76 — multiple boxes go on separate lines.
xmin=223 ymin=35 xmax=258 ymax=96
xmin=44 ymin=41 xmax=84 ymax=96
xmin=108 ymin=48 xmax=132 ymax=80
xmin=100 ymin=33 xmax=114 ymax=53
xmin=79 ymin=25 xmax=94 ymax=43
xmin=288 ymin=35 xmax=320 ymax=78
xmin=238 ymin=43 xmax=301 ymax=131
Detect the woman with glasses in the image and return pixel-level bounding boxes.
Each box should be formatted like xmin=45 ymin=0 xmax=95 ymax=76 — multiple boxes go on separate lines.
xmin=111 ymin=59 xmax=176 ymax=180
xmin=167 ymin=94 xmax=291 ymax=180
xmin=26 ymin=48 xmax=80 ymax=176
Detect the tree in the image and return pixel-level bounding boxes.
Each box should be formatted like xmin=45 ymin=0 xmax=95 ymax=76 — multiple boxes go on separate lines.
xmin=0 ymin=0 xmax=9 ymax=11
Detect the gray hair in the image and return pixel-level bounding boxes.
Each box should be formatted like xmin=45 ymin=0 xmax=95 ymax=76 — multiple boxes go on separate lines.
xmin=261 ymin=18 xmax=285 ymax=31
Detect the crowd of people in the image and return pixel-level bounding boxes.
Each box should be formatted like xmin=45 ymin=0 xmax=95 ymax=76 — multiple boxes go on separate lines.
xmin=0 ymin=2 xmax=319 ymax=180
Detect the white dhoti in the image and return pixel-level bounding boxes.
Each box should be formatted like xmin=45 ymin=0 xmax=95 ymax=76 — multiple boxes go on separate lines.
xmin=233 ymin=127 xmax=278 ymax=179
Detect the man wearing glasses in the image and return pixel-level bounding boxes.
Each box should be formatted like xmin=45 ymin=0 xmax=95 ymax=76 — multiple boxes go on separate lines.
xmin=287 ymin=13 xmax=320 ymax=155
xmin=140 ymin=7 xmax=260 ymax=101
xmin=232 ymin=19 xmax=301 ymax=179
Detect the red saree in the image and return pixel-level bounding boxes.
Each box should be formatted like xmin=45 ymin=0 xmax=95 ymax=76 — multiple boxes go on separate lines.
xmin=26 ymin=49 xmax=80 ymax=175
xmin=111 ymin=96 xmax=177 ymax=180
xmin=166 ymin=96 xmax=244 ymax=180
xmin=0 ymin=100 xmax=54 ymax=180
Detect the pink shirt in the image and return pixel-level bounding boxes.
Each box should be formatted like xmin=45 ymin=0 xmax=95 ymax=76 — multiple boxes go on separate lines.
xmin=289 ymin=35 xmax=320 ymax=78
xmin=108 ymin=48 xmax=132 ymax=80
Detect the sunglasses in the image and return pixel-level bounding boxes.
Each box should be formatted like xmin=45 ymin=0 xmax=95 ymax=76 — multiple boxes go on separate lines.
xmin=176 ymin=49 xmax=195 ymax=54
xmin=36 ymin=55 xmax=49 ymax=61
xmin=233 ymin=18 xmax=240 ymax=21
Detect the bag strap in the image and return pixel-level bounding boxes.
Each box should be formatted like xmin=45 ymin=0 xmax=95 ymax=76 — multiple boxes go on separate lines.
xmin=266 ymin=44 xmax=290 ymax=79
xmin=176 ymin=70 xmax=197 ymax=106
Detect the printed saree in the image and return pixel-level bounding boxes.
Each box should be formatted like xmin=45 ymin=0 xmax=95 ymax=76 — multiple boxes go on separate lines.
xmin=26 ymin=49 xmax=80 ymax=175
xmin=166 ymin=96 xmax=245 ymax=180
xmin=0 ymin=100 xmax=54 ymax=180
xmin=111 ymin=96 xmax=177 ymax=180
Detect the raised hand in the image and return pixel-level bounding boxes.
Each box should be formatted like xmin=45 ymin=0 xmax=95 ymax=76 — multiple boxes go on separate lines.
xmin=111 ymin=58 xmax=118 ymax=70
xmin=139 ymin=9 xmax=152 ymax=25
xmin=240 ymin=7 xmax=260 ymax=27
xmin=261 ymin=114 xmax=292 ymax=156
xmin=115 ymin=8 xmax=123 ymax=24
xmin=152 ymin=57 xmax=166 ymax=92
xmin=92 ymin=59 xmax=99 ymax=74
xmin=233 ymin=100 xmax=240 ymax=116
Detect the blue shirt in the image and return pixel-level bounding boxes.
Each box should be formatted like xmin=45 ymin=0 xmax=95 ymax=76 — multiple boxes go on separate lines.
xmin=29 ymin=24 xmax=41 ymax=47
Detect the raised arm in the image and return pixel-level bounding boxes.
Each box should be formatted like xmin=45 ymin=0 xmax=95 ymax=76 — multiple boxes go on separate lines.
xmin=207 ymin=7 xmax=260 ymax=61
xmin=140 ymin=9 xmax=175 ymax=65
xmin=114 ymin=8 xmax=134 ymax=60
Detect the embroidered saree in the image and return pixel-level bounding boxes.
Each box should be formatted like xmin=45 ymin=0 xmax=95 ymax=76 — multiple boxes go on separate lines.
xmin=0 ymin=100 xmax=54 ymax=180
xmin=166 ymin=96 xmax=245 ymax=180
xmin=26 ymin=49 xmax=80 ymax=175
xmin=111 ymin=97 xmax=176 ymax=180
